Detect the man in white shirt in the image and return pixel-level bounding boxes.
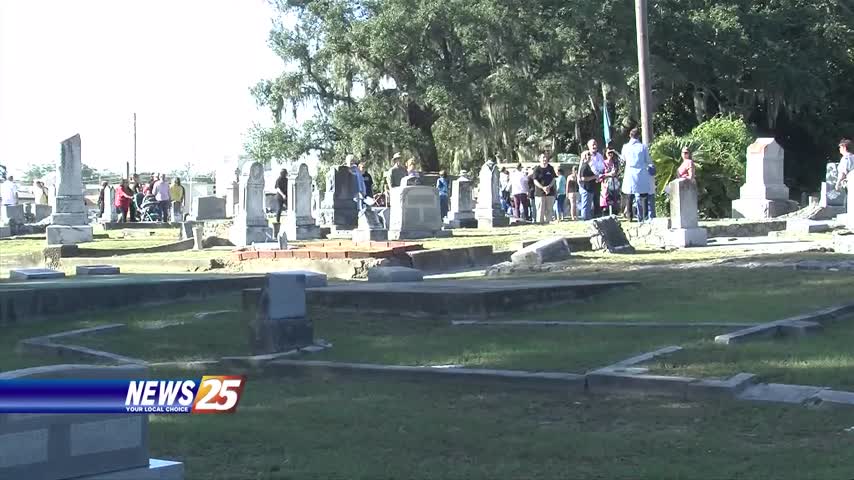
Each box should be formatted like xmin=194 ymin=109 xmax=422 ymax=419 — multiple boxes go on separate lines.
xmin=0 ymin=176 xmax=18 ymax=206
xmin=508 ymin=164 xmax=530 ymax=220
xmin=835 ymin=139 xmax=854 ymax=191
xmin=152 ymin=173 xmax=171 ymax=222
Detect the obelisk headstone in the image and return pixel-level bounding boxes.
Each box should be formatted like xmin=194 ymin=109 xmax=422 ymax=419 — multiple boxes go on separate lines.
xmin=731 ymin=138 xmax=796 ymax=219
xmin=46 ymin=134 xmax=93 ymax=245
xmin=474 ymin=160 xmax=509 ymax=228
xmin=446 ymin=174 xmax=476 ymax=228
xmin=101 ymin=186 xmax=117 ymax=222
xmin=285 ymin=163 xmax=321 ymax=240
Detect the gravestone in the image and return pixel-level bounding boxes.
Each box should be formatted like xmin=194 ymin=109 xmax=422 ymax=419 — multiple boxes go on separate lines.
xmin=820 ymin=163 xmax=844 ymax=208
xmin=1 ymin=204 xmax=24 ymax=224
xmin=10 ymin=268 xmax=66 ymax=280
xmin=46 ymin=135 xmax=93 ymax=245
xmin=249 ymin=272 xmax=313 ymax=354
xmin=511 ymin=237 xmax=572 ymax=266
xmin=387 ymin=185 xmax=443 ymax=240
xmin=229 ymin=162 xmax=273 ymax=247
xmin=284 ymin=163 xmax=320 ymax=240
xmin=667 ymin=178 xmax=707 ymax=247
xmin=332 ymin=165 xmax=358 ymax=230
xmin=193 ymin=225 xmax=205 ymax=250
xmin=192 ymin=196 xmax=226 ymax=220
xmin=101 ymin=186 xmax=117 ymax=222
xmin=446 ymin=175 xmax=476 ymax=228
xmin=474 ymin=160 xmax=509 ymax=228
xmin=34 ymin=204 xmax=52 ymax=222
xmin=731 ymin=138 xmax=797 ymax=219
xmin=590 ymin=217 xmax=635 ymax=253
xmin=400 ymin=175 xmax=420 ymax=186
xmin=352 ymin=206 xmax=388 ymax=242
xmin=76 ymin=265 xmax=120 ymax=275
xmin=0 ymin=364 xmax=184 ymax=480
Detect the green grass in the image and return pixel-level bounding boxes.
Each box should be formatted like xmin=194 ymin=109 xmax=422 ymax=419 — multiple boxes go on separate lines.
xmin=648 ymin=319 xmax=854 ymax=390
xmin=148 ymin=372 xmax=854 ymax=480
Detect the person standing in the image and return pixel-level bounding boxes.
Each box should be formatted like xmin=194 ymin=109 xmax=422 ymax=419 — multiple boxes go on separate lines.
xmin=129 ymin=174 xmax=141 ymax=222
xmin=567 ymin=166 xmax=579 ymax=220
xmin=405 ymin=158 xmax=420 ymax=179
xmin=34 ymin=181 xmax=49 ymax=205
xmin=499 ymin=167 xmax=511 ymax=215
xmin=385 ymin=152 xmax=407 ymax=191
xmin=359 ymin=162 xmax=374 ymax=198
xmin=274 ymin=169 xmax=288 ymax=224
xmin=153 ymin=173 xmax=171 ymax=222
xmin=97 ymin=181 xmax=109 ymax=217
xmin=436 ymin=170 xmax=450 ymax=219
xmin=620 ymin=128 xmax=655 ymax=222
xmin=115 ymin=178 xmax=134 ymax=223
xmin=581 ymin=139 xmax=605 ymax=216
xmin=348 ymin=155 xmax=366 ymax=211
xmin=509 ymin=163 xmax=530 ymax=220
xmin=170 ymin=177 xmax=186 ymax=221
xmin=600 ymin=149 xmax=621 ymax=216
xmin=836 ymin=139 xmax=854 ymax=192
xmin=677 ymin=147 xmax=696 ymax=180
xmin=532 ymin=153 xmax=557 ymax=224
xmin=577 ymin=154 xmax=597 ymax=220
xmin=0 ymin=175 xmax=18 ymax=206
xmin=555 ymin=169 xmax=568 ymax=220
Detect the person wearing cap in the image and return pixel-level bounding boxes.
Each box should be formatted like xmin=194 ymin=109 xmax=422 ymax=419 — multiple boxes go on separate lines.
xmin=386 ymin=152 xmax=407 ymax=190
xmin=348 ymin=154 xmax=366 ymax=211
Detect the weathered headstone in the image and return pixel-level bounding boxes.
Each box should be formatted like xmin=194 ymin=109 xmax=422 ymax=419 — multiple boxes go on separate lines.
xmin=284 ymin=163 xmax=320 ymax=240
xmin=229 ymin=162 xmax=273 ymax=247
xmin=474 ymin=160 xmax=509 ymax=228
xmin=1 ymin=204 xmax=24 ymax=225
xmin=46 ymin=135 xmax=93 ymax=245
xmin=193 ymin=225 xmax=205 ymax=250
xmin=34 ymin=204 xmax=52 ymax=222
xmin=510 ymin=237 xmax=572 ymax=266
xmin=192 ymin=196 xmax=226 ymax=220
xmin=0 ymin=364 xmax=184 ymax=480
xmin=276 ymin=270 xmax=328 ymax=288
xmin=101 ymin=186 xmax=117 ymax=223
xmin=590 ymin=217 xmax=635 ymax=253
xmin=388 ymin=185 xmax=443 ymax=240
xmin=332 ymin=165 xmax=358 ymax=230
xmin=352 ymin=206 xmax=388 ymax=242
xmin=667 ymin=178 xmax=707 ymax=247
xmin=446 ymin=175 xmax=476 ymax=228
xmin=249 ymin=272 xmax=313 ymax=354
xmin=400 ymin=175 xmax=420 ymax=186
xmin=731 ymin=138 xmax=797 ymax=219
xmin=821 ymin=163 xmax=844 ymax=208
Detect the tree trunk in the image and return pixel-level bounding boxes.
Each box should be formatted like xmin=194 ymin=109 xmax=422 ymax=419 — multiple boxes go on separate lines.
xmin=407 ymin=101 xmax=440 ymax=172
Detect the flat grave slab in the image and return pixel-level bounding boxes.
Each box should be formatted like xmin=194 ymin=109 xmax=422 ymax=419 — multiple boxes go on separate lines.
xmin=308 ymin=278 xmax=636 ymax=319
xmin=76 ymin=265 xmax=121 ymax=276
xmin=9 ymin=268 xmax=66 ymax=280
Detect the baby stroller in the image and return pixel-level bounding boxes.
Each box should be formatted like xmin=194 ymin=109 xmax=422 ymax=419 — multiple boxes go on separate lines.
xmin=136 ymin=194 xmax=162 ymax=222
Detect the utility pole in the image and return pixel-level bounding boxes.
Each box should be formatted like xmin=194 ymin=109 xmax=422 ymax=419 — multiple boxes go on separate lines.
xmin=133 ymin=113 xmax=137 ymax=175
xmin=635 ymin=0 xmax=653 ymax=145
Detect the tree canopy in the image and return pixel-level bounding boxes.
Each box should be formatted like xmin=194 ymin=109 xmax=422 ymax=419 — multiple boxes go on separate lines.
xmin=247 ymin=0 xmax=854 ymax=191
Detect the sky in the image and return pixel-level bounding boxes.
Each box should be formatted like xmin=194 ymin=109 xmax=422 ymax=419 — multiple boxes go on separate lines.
xmin=0 ymin=0 xmax=286 ymax=178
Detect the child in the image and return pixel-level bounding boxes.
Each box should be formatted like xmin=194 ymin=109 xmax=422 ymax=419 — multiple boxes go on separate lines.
xmin=567 ymin=166 xmax=579 ymax=220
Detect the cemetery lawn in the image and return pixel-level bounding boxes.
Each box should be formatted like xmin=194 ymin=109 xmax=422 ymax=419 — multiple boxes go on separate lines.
xmin=647 ymin=318 xmax=854 ymax=391
xmin=148 ymin=372 xmax=854 ymax=480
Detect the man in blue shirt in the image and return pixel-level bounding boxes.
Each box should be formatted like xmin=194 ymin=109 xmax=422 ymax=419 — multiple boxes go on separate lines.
xmin=620 ymin=128 xmax=655 ymax=222
xmin=436 ymin=170 xmax=450 ymax=219
xmin=347 ymin=154 xmax=366 ymax=211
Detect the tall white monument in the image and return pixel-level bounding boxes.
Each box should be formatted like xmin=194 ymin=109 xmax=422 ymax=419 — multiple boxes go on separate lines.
xmin=229 ymin=162 xmax=273 ymax=246
xmin=46 ymin=134 xmax=93 ymax=245
xmin=284 ymin=163 xmax=320 ymax=240
xmin=731 ymin=138 xmax=796 ymax=219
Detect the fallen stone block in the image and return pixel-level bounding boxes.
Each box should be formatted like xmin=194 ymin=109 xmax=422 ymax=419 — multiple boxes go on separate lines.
xmin=510 ymin=237 xmax=572 ymax=266
xmin=367 ymin=266 xmax=424 ymax=283
xmin=9 ymin=268 xmax=66 ymax=280
xmin=76 ymin=265 xmax=121 ymax=276
xmin=278 ymin=270 xmax=328 ymax=288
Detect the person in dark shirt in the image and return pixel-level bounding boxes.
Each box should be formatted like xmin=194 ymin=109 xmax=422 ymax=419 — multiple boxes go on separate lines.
xmin=532 ymin=153 xmax=557 ymax=224
xmin=274 ymin=169 xmax=288 ymax=224
xmin=359 ymin=162 xmax=374 ymax=198
xmin=578 ymin=156 xmax=598 ymax=220
xmin=436 ymin=169 xmax=450 ymax=219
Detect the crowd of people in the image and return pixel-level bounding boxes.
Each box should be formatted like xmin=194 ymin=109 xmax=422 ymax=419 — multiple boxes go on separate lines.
xmin=98 ymin=173 xmax=185 ymax=223
xmin=499 ymin=128 xmax=697 ymax=224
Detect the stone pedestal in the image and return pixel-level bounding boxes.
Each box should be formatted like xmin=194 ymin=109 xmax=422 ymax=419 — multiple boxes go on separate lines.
xmin=474 ymin=161 xmax=509 ymax=228
xmin=668 ymin=178 xmax=707 ymax=247
xmin=731 ymin=138 xmax=796 ymax=219
xmin=447 ymin=175 xmax=477 ymax=228
xmin=332 ymin=165 xmax=358 ymax=229
xmin=101 ymin=186 xmax=117 ymax=222
xmin=47 ymin=134 xmax=92 ymax=245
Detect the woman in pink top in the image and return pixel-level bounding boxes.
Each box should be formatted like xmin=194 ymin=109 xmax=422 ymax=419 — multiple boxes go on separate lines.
xmin=677 ymin=147 xmax=695 ymax=180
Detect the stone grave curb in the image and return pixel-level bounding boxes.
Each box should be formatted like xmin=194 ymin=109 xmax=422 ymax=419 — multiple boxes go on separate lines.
xmin=715 ymin=302 xmax=854 ymax=345
xmin=451 ymin=320 xmax=760 ymax=328
xmin=18 ymin=324 xmax=148 ymax=366
xmin=262 ymin=359 xmax=587 ymax=392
